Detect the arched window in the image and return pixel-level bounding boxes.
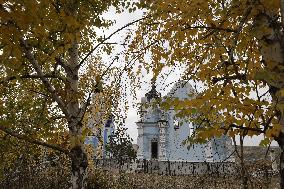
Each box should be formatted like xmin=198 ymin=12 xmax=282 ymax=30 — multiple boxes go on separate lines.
xmin=174 ymin=117 xmax=180 ymax=130
xmin=189 ymin=127 xmax=194 ymax=136
xmin=189 ymin=124 xmax=195 ymax=136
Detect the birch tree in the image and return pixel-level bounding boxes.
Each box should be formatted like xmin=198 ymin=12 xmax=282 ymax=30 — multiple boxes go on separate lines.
xmin=0 ymin=1 xmax=140 ymax=188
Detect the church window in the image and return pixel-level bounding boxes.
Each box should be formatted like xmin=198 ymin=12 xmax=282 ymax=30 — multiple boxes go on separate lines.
xmin=105 ymin=119 xmax=112 ymax=127
xmin=189 ymin=127 xmax=194 ymax=136
xmin=174 ymin=118 xmax=180 ymax=130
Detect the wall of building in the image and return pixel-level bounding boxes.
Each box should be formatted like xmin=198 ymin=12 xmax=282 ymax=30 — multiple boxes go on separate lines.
xmin=166 ymin=109 xmax=207 ymax=161
xmin=139 ymin=123 xmax=159 ymax=160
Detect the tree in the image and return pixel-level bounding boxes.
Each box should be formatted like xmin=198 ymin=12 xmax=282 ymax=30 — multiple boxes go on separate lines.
xmin=0 ymin=1 xmax=141 ymax=188
xmin=105 ymin=124 xmax=137 ymax=168
xmin=130 ymin=0 xmax=284 ymax=187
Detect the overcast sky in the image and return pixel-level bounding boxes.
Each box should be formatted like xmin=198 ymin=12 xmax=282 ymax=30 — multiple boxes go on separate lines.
xmin=100 ymin=7 xmax=278 ymax=147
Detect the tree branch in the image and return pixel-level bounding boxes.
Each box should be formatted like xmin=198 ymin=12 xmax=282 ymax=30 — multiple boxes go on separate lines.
xmin=212 ymin=74 xmax=246 ymax=84
xmin=78 ymin=17 xmax=146 ymax=68
xmin=228 ymin=123 xmax=265 ymax=133
xmin=0 ymin=74 xmax=66 ymax=84
xmin=77 ymin=92 xmax=92 ymax=125
xmin=0 ymin=125 xmax=69 ymax=154
xmin=20 ymin=38 xmax=71 ymax=121
xmin=182 ymin=25 xmax=237 ymax=33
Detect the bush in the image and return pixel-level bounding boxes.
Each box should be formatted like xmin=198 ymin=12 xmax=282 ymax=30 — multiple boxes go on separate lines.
xmin=0 ymin=152 xmax=70 ymax=189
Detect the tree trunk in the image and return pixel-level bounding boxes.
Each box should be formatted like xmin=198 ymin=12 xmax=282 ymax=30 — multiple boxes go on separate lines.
xmin=280 ymin=145 xmax=284 ymax=189
xmin=62 ymin=1 xmax=93 ymax=188
xmin=67 ymin=40 xmax=88 ymax=188
xmin=240 ymin=137 xmax=248 ymax=189
xmin=70 ymin=145 xmax=88 ymax=189
xmin=255 ymin=3 xmax=284 ymax=187
xmin=275 ymin=1 xmax=284 ymax=187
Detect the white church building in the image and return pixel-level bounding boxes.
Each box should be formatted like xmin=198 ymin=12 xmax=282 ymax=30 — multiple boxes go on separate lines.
xmin=136 ymin=81 xmax=234 ymax=162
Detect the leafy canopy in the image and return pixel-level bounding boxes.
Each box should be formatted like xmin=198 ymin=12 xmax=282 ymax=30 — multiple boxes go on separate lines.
xmin=130 ymin=0 xmax=284 ymax=145
xmin=0 ymin=0 xmax=137 ymax=155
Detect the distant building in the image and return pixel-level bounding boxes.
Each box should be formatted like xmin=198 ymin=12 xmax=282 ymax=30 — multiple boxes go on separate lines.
xmin=136 ymin=81 xmax=234 ymax=162
xmin=85 ymin=116 xmax=115 ymax=159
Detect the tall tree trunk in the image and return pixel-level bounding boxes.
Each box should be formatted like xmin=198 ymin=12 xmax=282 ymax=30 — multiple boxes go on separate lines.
xmin=62 ymin=2 xmax=89 ymax=188
xmin=255 ymin=3 xmax=284 ymax=187
xmin=67 ymin=41 xmax=88 ymax=189
xmin=276 ymin=1 xmax=284 ymax=187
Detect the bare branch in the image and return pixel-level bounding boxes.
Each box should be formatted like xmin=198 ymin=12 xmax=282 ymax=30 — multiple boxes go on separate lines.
xmin=78 ymin=17 xmax=147 ymax=68
xmin=100 ymin=56 xmax=119 ymax=79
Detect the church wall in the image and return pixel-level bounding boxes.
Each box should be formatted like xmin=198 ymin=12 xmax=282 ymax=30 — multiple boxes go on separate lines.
xmin=166 ymin=110 xmax=206 ymax=161
xmin=212 ymin=136 xmax=235 ymax=162
xmin=138 ymin=123 xmax=159 ymax=160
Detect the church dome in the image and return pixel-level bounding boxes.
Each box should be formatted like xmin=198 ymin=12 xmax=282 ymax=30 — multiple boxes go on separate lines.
xmin=145 ymin=84 xmax=161 ymax=102
xmin=167 ymin=80 xmax=197 ymax=99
